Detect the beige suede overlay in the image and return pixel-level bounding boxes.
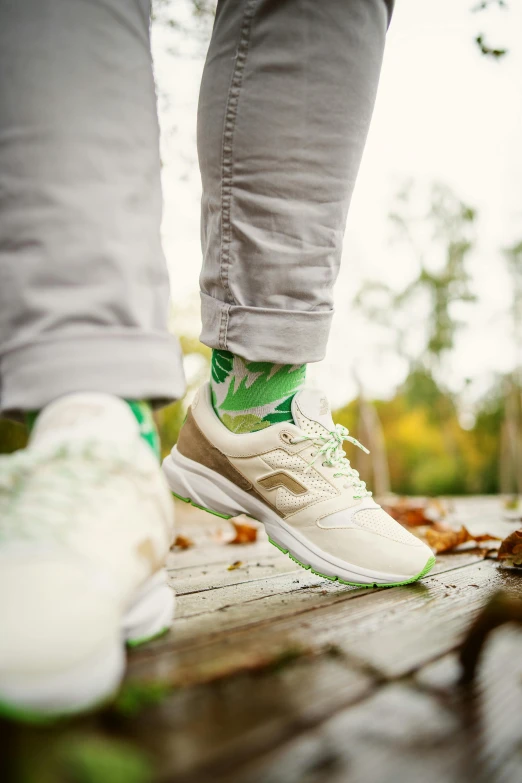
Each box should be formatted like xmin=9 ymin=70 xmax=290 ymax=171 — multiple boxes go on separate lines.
xmin=177 ymin=409 xmax=253 ymax=491
xmin=177 ymin=409 xmax=283 ymax=515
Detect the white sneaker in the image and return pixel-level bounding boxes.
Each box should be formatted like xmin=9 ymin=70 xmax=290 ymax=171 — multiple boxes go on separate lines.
xmin=163 ymin=384 xmax=435 ymax=587
xmin=0 ymin=393 xmax=175 ymax=720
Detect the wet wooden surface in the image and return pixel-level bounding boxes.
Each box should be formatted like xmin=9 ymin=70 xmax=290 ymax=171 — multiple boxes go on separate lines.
xmin=3 ymin=497 xmax=522 ymax=783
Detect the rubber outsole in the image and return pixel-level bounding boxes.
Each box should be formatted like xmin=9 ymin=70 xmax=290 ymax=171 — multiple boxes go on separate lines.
xmin=171 ymin=491 xmax=436 ymax=588
xmin=267 ymin=536 xmax=436 ymax=588
xmin=126 ymin=625 xmax=170 ymax=649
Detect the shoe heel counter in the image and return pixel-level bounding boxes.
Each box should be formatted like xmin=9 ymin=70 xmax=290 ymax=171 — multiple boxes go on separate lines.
xmin=175 ymin=409 xmax=253 ymax=493
xmin=176 ymin=408 xmax=205 ymax=463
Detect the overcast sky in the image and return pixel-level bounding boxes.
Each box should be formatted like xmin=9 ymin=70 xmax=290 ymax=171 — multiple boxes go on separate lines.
xmin=152 ymin=0 xmax=522 ymax=412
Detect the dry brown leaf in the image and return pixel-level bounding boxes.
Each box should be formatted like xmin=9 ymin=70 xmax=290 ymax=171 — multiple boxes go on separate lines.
xmin=228 ymin=519 xmax=258 ymax=544
xmin=497 ymin=529 xmax=522 ymax=568
xmin=227 ymin=560 xmax=244 ymax=571
xmin=172 ymin=534 xmax=194 ymax=550
xmin=383 ymin=498 xmax=441 ymax=527
xmin=382 ymin=496 xmax=449 ymax=527
xmin=425 ymin=525 xmax=501 ymax=554
xmin=383 ymin=502 xmax=431 ymax=527
xmin=431 ymin=520 xmax=452 ymax=533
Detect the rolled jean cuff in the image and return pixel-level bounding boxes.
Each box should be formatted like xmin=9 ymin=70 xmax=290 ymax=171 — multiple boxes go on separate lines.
xmin=200 ymin=292 xmax=334 ymax=364
xmin=0 ymin=330 xmax=185 ymax=416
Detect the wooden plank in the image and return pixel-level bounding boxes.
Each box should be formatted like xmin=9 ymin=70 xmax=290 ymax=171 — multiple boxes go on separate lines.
xmin=142 ymin=656 xmax=376 ymax=782
xmin=212 ymin=682 xmax=466 ymax=783
xmin=415 ymin=626 xmax=522 ymax=783
xmin=142 ymin=552 xmax=488 ymax=653
xmin=169 ymin=548 xmax=486 ymax=597
xmin=0 ymin=655 xmax=375 ymax=783
xmin=132 ymin=561 xmax=522 ymax=682
xmin=128 ymin=558 xmax=507 ymax=687
xmin=166 ymin=537 xmax=275 ymax=572
xmin=214 ymin=628 xmax=522 ymax=783
xmin=171 ymin=569 xmax=326 ymax=616
xmin=168 ymin=553 xmax=300 ymax=595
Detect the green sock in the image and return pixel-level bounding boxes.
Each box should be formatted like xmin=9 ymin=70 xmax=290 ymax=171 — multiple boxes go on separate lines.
xmin=126 ymin=400 xmax=161 ymax=461
xmin=26 ymin=399 xmax=160 ymax=461
xmin=210 ymin=350 xmax=306 ymax=434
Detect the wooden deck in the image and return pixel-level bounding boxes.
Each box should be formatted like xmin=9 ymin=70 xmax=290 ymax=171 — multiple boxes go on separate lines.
xmin=3 ymin=497 xmax=522 ymax=783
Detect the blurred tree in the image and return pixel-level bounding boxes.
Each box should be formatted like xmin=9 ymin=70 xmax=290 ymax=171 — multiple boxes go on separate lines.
xmin=498 ymin=240 xmax=522 ymax=497
xmin=348 ymin=184 xmax=481 ymax=495
xmin=0 ymin=419 xmax=28 ymax=454
xmin=356 ymin=182 xmax=477 ymax=377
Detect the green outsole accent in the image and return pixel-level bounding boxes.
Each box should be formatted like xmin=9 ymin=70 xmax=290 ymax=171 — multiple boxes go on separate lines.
xmin=172 ymin=491 xmax=191 ymax=503
xmin=267 ymin=537 xmax=436 ymax=589
xmin=0 ymin=691 xmax=116 ymax=725
xmin=171 ymin=491 xmax=233 ymax=520
xmin=126 ymin=625 xmax=170 ymax=649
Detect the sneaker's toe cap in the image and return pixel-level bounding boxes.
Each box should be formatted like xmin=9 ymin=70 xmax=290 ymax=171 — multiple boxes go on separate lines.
xmin=305 ymin=508 xmax=435 ymax=581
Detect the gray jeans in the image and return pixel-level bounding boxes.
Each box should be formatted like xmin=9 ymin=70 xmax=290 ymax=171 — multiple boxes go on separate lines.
xmin=0 ymin=0 xmax=392 ymax=414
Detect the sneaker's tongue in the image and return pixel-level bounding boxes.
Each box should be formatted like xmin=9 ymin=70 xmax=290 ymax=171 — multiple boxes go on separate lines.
xmin=291 ymin=388 xmax=335 ymax=435
xmin=30 ymin=393 xmax=140 ymax=448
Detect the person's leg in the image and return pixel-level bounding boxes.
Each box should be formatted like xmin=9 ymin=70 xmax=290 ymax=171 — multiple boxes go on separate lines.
xmin=0 ymin=0 xmax=184 ymax=416
xmin=0 ymin=0 xmax=176 ymax=718
xmin=197 ymin=0 xmax=392 ymax=431
xmin=164 ymin=0 xmax=435 ymax=588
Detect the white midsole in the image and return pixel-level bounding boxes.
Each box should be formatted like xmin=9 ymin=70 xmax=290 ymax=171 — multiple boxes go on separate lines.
xmin=163 ymin=448 xmax=417 ymax=585
xmin=0 ymin=570 xmax=174 ymax=716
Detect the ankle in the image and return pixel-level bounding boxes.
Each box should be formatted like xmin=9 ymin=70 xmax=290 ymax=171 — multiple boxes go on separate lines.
xmin=210 ymin=350 xmax=306 ymax=434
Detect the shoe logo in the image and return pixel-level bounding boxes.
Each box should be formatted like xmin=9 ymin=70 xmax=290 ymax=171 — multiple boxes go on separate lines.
xmin=257 ymin=471 xmax=308 ymax=496
xmin=319 ymin=397 xmax=329 ymax=415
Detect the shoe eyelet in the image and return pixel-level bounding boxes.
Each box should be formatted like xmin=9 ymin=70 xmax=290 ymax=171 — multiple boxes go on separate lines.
xmin=280 ymin=431 xmax=293 ymax=444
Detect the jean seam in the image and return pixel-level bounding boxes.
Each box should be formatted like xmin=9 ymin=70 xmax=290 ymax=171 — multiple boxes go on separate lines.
xmin=219 ymin=0 xmax=258 ymax=308
xmin=218 ymin=303 xmax=230 ymax=350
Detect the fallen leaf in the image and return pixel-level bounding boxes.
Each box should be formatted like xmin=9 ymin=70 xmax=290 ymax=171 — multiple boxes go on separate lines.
xmin=432 ymin=520 xmax=453 ymax=533
xmin=383 ymin=502 xmax=432 ymax=527
xmin=497 ymin=529 xmax=522 ymax=568
xmin=171 ymin=534 xmax=194 ymax=550
xmin=227 ymin=560 xmax=244 ymax=571
xmin=228 ymin=518 xmax=258 ymax=544
xmin=382 ymin=497 xmax=447 ymax=527
xmin=425 ymin=525 xmax=501 ymax=554
xmin=211 ymin=528 xmax=226 ymax=543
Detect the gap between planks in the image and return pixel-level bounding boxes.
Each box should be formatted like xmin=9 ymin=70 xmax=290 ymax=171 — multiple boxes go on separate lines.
xmin=127 ymin=557 xmax=506 ymax=688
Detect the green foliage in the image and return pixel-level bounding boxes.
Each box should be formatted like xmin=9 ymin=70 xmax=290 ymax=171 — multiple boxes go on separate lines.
xmin=356 ymin=183 xmax=477 ymax=373
xmin=334 ymin=369 xmax=503 ymax=496
xmin=60 ymin=736 xmax=152 ymax=783
xmin=0 ymin=419 xmax=28 ymax=454
xmin=155 ymin=400 xmax=186 ymax=460
xmin=112 ymin=681 xmax=171 ymax=719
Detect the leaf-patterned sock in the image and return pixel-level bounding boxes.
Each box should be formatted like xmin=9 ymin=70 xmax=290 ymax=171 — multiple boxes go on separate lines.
xmin=210 ymin=350 xmax=306 ymax=434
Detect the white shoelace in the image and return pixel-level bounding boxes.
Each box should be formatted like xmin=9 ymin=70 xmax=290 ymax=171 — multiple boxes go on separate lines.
xmin=290 ymin=424 xmax=372 ymax=499
xmin=0 ymin=441 xmax=146 ymax=541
